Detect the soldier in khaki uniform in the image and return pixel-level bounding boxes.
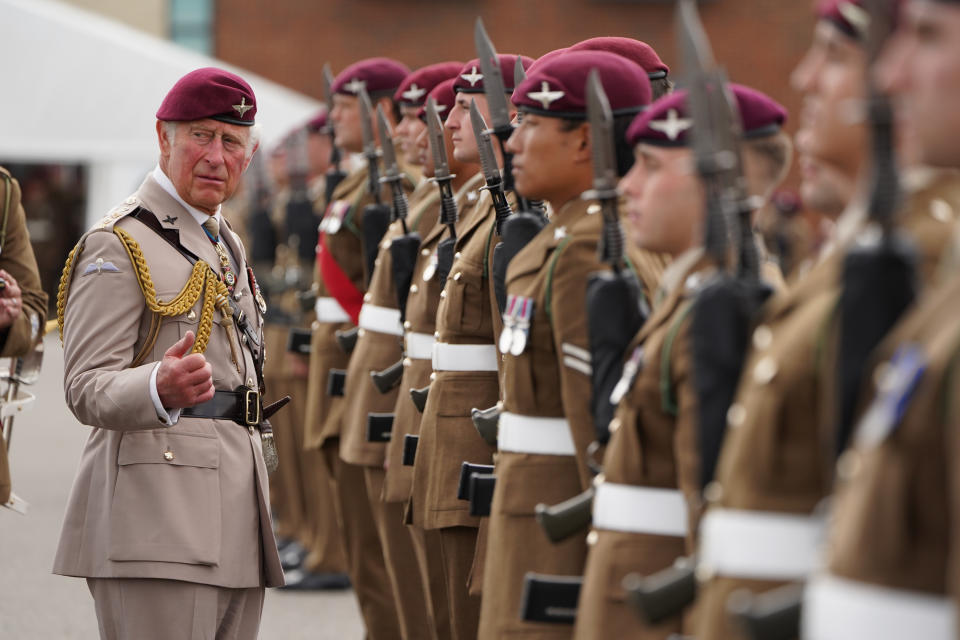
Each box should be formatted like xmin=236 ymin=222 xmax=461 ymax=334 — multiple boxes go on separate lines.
xmin=53 ymin=68 xmax=283 ymax=640
xmin=408 ymin=53 xmax=530 ymax=640
xmin=301 ymin=57 xmax=418 ymax=640
xmin=0 ymin=166 xmax=48 ymax=510
xmin=475 ymin=51 xmax=658 ymax=640
xmin=337 ymin=62 xmax=458 ymax=640
xmin=573 ymin=85 xmax=792 ymax=640
xmin=802 ymin=0 xmax=960 ymax=636
xmin=693 ymin=3 xmax=960 ymax=638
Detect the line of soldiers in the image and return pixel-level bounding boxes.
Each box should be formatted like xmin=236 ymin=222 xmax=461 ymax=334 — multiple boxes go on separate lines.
xmin=248 ymin=0 xmax=960 ymax=637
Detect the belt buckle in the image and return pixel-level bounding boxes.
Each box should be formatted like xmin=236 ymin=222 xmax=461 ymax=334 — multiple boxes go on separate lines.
xmin=244 ymin=388 xmax=261 ymax=426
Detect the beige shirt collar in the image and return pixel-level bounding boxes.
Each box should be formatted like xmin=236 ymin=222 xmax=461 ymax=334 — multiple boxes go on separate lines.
xmin=152 ymin=165 xmax=223 ymax=232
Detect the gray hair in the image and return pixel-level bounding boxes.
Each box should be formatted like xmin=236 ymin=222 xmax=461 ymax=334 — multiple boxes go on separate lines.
xmin=162 ymin=120 xmax=261 ymax=161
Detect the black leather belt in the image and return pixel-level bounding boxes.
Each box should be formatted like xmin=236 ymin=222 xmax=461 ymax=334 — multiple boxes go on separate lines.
xmin=183 ymin=387 xmax=261 ymax=427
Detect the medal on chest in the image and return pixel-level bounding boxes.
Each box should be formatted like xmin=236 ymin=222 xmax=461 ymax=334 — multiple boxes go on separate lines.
xmin=854 ymin=344 xmax=927 ymax=449
xmin=422 ymin=250 xmax=438 ymax=282
xmin=320 ymin=200 xmax=351 ymax=234
xmin=610 ymin=345 xmax=645 ymax=405
xmin=247 ymin=266 xmax=267 ymax=315
xmin=499 ymin=294 xmax=535 ymax=356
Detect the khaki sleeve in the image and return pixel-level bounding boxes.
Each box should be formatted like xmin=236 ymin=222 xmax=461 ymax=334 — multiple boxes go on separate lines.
xmin=0 ymin=173 xmax=48 ymax=357
xmin=549 ymin=238 xmax=609 ymax=491
xmin=62 ymin=230 xmax=164 ymax=431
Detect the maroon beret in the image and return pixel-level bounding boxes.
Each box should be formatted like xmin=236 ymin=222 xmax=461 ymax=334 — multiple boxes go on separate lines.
xmin=156 ymin=67 xmax=257 ymax=126
xmin=627 ymin=83 xmax=787 ymax=147
xmin=817 ymin=0 xmax=869 ymax=40
xmin=417 ymin=78 xmax=458 ymax=121
xmin=527 ymin=48 xmax=569 ymax=73
xmin=452 ymin=55 xmax=535 ymax=94
xmin=332 ymin=57 xmax=411 ymax=98
xmin=394 ymin=62 xmax=463 ymax=107
xmin=512 ymin=50 xmax=652 ymax=119
xmin=568 ymin=37 xmax=669 ymax=79
xmin=306 ymin=110 xmax=329 ymax=133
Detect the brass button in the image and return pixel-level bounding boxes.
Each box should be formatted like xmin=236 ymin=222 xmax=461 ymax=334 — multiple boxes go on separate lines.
xmin=163 ymin=449 xmax=174 ymax=462
xmin=703 ymin=481 xmax=723 ymax=504
xmin=403 ymin=358 xmax=413 ymax=367
xmin=752 ymin=325 xmax=773 ymax=351
xmin=312 ymin=320 xmax=320 ymax=330
xmin=593 ymin=473 xmax=606 ymax=486
xmin=374 ymin=257 xmax=381 ymax=267
xmin=695 ymin=563 xmax=716 ymax=583
xmin=930 ymin=198 xmax=954 ymax=223
xmin=454 ymin=252 xmax=462 ymax=260
xmin=587 ymin=203 xmax=601 ymax=215
xmin=586 ymin=530 xmax=599 ymax=546
xmin=608 ymin=417 xmax=621 ymax=434
xmin=187 ymin=309 xmax=197 ymax=321
xmin=726 ymin=403 xmax=746 ymax=428
xmin=434 ymin=332 xmax=440 ymax=338
xmin=453 ymin=272 xmax=462 ymax=281
xmin=421 ymin=248 xmax=430 ymax=256
xmin=410 ymin=284 xmax=419 ymax=294
xmin=403 ymin=321 xmax=412 ymax=330
xmin=836 ymin=450 xmax=862 ymax=481
xmin=363 ymin=293 xmax=372 ymax=302
xmin=430 ymin=372 xmax=437 ymax=381
xmin=439 ymin=291 xmax=446 ymax=299
xmin=753 ymin=356 xmax=778 ymax=385
xmin=358 ymin=328 xmax=366 ymax=337
xmin=247 ymin=378 xmax=254 ymax=387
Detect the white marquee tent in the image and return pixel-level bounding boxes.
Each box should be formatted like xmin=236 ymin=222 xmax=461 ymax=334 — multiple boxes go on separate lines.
xmin=0 ymin=0 xmax=321 ymax=226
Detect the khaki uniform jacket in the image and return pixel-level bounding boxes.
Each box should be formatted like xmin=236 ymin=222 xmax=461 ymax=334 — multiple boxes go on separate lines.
xmin=0 ymin=168 xmax=48 ymax=506
xmin=383 ymin=173 xmax=486 ymax=503
xmin=574 ymin=252 xmax=714 ymax=640
xmin=478 ymin=199 xmax=665 ymax=640
xmin=408 ymin=183 xmax=504 ymax=530
xmin=53 ymin=174 xmax=283 ymax=588
xmin=695 ymin=172 xmax=960 ymax=640
xmin=302 ymin=165 xmax=416 ymax=450
xmin=339 ymin=184 xmax=441 ymax=467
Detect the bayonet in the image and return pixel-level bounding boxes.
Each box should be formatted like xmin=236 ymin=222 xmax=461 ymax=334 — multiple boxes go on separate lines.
xmin=428 ymin=98 xmax=461 ymax=285
xmin=470 ymin=100 xmax=514 ymax=231
xmin=357 ymin=86 xmax=383 ymax=205
xmin=376 ymin=104 xmax=410 ymax=228
xmin=474 ymin=18 xmax=513 ymax=134
xmin=513 ymin=56 xmax=527 ymax=90
xmin=583 ymin=70 xmax=625 ymax=269
xmin=321 ymin=62 xmax=347 ymax=206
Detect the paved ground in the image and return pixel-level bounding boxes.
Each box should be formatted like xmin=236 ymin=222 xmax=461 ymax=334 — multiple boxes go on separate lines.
xmin=0 ymin=334 xmax=364 ymax=639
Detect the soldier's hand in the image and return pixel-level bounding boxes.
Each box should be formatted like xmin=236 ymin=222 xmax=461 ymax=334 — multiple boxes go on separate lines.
xmin=156 ymin=331 xmax=215 ymax=409
xmin=0 ymin=269 xmax=23 ymax=330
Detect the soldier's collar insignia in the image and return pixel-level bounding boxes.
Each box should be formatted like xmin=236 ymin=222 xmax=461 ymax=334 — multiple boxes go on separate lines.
xmin=649 ymin=109 xmax=693 ymax=141
xmin=82 ymin=257 xmax=122 ymax=276
xmin=233 ymin=97 xmax=253 ymax=117
xmin=344 ymin=78 xmax=367 ymax=94
xmin=402 ymin=84 xmax=427 ymax=101
xmin=461 ymin=66 xmax=483 ymax=87
xmin=162 ymin=215 xmax=178 ymax=225
xmin=528 ymin=82 xmax=565 ymax=110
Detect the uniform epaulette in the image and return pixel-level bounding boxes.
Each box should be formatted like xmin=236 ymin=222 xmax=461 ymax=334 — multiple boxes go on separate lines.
xmin=94 ymin=195 xmax=141 ymax=231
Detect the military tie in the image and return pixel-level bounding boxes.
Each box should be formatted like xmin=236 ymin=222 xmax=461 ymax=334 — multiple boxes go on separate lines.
xmin=202 ymin=215 xmax=220 ymax=241
xmin=202 ymin=216 xmax=238 ymax=293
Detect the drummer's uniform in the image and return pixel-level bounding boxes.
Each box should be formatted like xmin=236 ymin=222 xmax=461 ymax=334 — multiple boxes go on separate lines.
xmin=801 ymin=177 xmax=960 ymax=640
xmin=694 ymin=171 xmax=960 ymax=640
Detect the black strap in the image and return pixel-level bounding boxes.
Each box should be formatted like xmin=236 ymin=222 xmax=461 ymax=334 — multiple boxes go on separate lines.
xmin=182 ymin=388 xmax=261 ymax=427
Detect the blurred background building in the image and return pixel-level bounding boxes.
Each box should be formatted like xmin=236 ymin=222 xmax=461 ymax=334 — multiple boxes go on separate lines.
xmin=0 ymin=0 xmax=814 ymax=317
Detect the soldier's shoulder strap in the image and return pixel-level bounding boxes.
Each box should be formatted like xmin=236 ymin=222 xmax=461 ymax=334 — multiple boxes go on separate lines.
xmin=543 ymin=235 xmax=575 ymax=325
xmin=659 ymin=299 xmax=696 ymax=417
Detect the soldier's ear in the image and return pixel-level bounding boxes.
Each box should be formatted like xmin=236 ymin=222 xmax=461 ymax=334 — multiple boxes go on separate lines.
xmin=574 ymin=122 xmax=592 ymax=163
xmin=157 ymin=120 xmax=172 ymax=156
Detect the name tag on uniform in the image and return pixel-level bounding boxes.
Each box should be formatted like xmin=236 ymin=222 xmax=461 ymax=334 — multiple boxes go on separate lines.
xmin=610 ymin=345 xmax=645 ymax=405
xmin=320 ymin=200 xmax=351 ymax=234
xmin=854 ymin=345 xmax=926 ymax=449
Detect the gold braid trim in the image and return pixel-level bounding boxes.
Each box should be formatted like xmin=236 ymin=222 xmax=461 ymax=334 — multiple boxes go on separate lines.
xmin=56 ymin=226 xmax=231 ymax=355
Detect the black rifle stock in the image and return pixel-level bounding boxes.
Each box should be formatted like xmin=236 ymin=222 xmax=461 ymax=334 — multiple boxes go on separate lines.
xmin=520 ymin=573 xmax=582 ymax=625
xmin=535 ymin=487 xmax=595 ymax=543
xmin=370 ymin=359 xmax=404 ymax=394
xmin=471 ymin=404 xmax=501 ymax=446
xmin=727 ymin=583 xmax=804 ymax=640
xmin=624 ymin=556 xmax=697 ymax=624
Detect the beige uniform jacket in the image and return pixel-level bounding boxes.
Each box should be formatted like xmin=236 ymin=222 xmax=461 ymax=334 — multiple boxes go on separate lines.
xmin=339 ymin=184 xmax=440 ymax=467
xmin=408 ymin=184 xmax=504 ymax=530
xmin=53 ymin=174 xmax=283 ymax=588
xmin=478 ymin=199 xmax=665 ymax=640
xmin=695 ymin=172 xmax=960 ymax=640
xmin=0 ymin=168 xmax=48 ymax=506
xmin=302 ymin=164 xmax=417 ymax=451
xmin=383 ymin=173 xmax=486 ymax=503
xmin=574 ymin=252 xmax=714 ymax=640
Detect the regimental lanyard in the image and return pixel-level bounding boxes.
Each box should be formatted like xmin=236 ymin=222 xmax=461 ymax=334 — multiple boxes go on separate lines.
xmin=499 ymin=294 xmax=534 ymax=357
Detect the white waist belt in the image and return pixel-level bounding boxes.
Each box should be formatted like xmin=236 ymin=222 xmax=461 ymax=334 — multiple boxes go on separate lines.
xmin=432 ymin=342 xmax=499 ymax=372
xmin=698 ymin=508 xmax=824 ymax=581
xmin=315 ymin=297 xmax=351 ymax=324
xmin=405 ymin=332 xmax=435 ymax=360
xmin=358 ymin=304 xmax=403 ymax=336
xmin=498 ymin=412 xmax=576 ymax=456
xmin=593 ymin=482 xmax=688 ymax=537
xmin=802 ymin=573 xmax=957 ymax=640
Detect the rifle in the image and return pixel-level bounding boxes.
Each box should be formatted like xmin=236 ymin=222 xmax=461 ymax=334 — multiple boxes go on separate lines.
xmin=835 ymin=0 xmax=915 ymax=456
xmin=285 ymin=128 xmax=321 ymax=265
xmin=624 ymin=556 xmax=698 ymax=624
xmin=358 ymin=86 xmax=393 ymax=287
xmin=471 ymin=403 xmax=500 ymax=447
xmin=475 ymin=18 xmax=548 ymax=314
xmin=427 ymin=98 xmax=461 ymax=286
xmin=245 ymin=152 xmax=277 ymax=267
xmin=2 ymin=336 xmax=46 ymax=515
xmin=533 ymin=71 xmax=647 ymax=544
xmin=469 ymin=101 xmax=514 ymax=240
xmin=727 ymin=583 xmax=804 ymax=640
xmin=322 ymin=63 xmax=348 ymax=207
xmin=520 ymin=573 xmax=582 ymax=625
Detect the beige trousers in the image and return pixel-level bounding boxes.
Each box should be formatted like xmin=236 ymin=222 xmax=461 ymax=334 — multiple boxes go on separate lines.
xmin=87 ymin=578 xmax=264 ymax=640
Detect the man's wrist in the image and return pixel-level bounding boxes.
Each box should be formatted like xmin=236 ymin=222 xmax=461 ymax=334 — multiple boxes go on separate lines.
xmin=149 ymin=362 xmax=180 ymax=426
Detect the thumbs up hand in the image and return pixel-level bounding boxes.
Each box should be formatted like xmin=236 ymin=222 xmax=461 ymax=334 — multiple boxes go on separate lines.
xmin=156 ymin=331 xmax=215 ymax=409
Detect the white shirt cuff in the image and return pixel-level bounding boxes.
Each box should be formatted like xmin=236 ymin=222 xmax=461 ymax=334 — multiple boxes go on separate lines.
xmin=150 ymin=362 xmax=181 ymax=426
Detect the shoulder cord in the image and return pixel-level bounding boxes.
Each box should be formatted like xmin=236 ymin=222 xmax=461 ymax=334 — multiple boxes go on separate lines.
xmin=0 ymin=174 xmax=11 ymax=252
xmin=56 ymin=227 xmax=229 ymax=359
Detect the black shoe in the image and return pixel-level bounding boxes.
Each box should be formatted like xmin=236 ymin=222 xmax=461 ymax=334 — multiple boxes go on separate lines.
xmin=279 ymin=542 xmax=308 ymax=571
xmin=280 ymin=569 xmax=351 ymax=591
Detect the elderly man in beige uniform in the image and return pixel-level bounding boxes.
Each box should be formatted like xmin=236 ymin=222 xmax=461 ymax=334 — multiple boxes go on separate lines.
xmin=53 ymin=67 xmax=283 ymax=640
